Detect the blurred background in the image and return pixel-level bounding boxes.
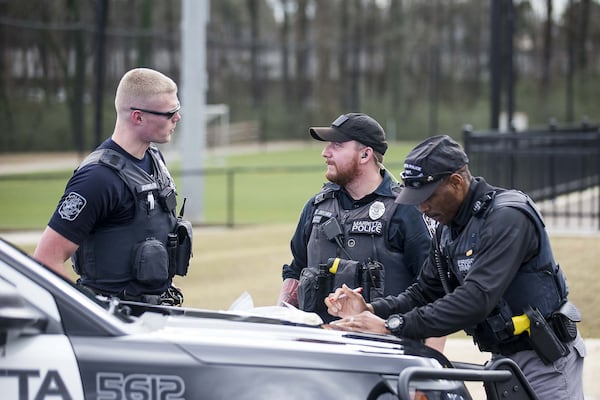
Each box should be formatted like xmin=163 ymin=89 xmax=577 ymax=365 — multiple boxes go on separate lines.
xmin=1 ymin=4 xmax=599 ymax=386
xmin=1 ymin=0 xmax=599 ymax=230
xmin=1 ymin=0 xmax=598 ymax=155
xmin=1 ymin=0 xmax=600 ymax=349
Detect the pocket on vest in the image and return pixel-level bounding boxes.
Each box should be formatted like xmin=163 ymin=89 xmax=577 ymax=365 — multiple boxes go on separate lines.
xmin=332 ymin=259 xmax=361 ymax=289
xmin=298 ymin=268 xmax=319 ymax=312
xmin=132 ymin=238 xmax=169 ymax=283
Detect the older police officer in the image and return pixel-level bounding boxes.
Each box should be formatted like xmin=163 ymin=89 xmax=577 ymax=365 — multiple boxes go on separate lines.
xmin=326 ymin=135 xmax=586 ymax=399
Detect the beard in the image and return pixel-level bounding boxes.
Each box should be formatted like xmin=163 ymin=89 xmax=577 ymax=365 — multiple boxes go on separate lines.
xmin=325 ymin=157 xmax=360 ymax=187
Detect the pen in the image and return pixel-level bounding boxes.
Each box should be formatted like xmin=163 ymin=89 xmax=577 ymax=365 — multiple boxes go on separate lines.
xmin=337 ymin=287 xmax=362 ymax=300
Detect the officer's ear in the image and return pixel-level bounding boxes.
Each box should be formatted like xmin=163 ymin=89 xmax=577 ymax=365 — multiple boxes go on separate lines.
xmin=129 ymin=109 xmax=144 ymax=124
xmin=447 ymin=172 xmax=469 ymax=196
xmin=359 ymin=147 xmax=372 ymax=161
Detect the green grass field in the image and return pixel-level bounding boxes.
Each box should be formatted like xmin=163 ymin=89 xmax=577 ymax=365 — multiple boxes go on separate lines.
xmin=2 ymin=143 xmax=599 ymax=338
xmin=0 ymin=142 xmax=411 ymax=229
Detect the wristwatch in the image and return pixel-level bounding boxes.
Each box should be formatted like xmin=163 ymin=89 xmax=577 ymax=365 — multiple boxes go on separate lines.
xmin=384 ymin=314 xmax=405 ymax=336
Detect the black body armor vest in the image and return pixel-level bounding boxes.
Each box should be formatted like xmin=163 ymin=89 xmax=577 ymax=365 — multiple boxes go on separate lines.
xmin=73 ymin=146 xmax=179 ymax=298
xmin=306 ymin=183 xmax=404 ymax=294
xmin=440 ymin=190 xmax=569 ymax=349
xmin=298 ymin=183 xmax=407 ymax=321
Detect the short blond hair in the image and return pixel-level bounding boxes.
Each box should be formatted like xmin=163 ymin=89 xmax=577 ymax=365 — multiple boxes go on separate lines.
xmin=114 ymin=68 xmax=177 ymax=112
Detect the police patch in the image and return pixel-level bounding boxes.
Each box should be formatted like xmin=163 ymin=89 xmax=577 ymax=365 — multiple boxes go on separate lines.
xmin=369 ymin=201 xmax=385 ymax=220
xmin=457 ymin=257 xmax=474 ymax=278
xmin=350 ymin=219 xmax=384 ymax=235
xmin=58 ymin=192 xmax=87 ymax=221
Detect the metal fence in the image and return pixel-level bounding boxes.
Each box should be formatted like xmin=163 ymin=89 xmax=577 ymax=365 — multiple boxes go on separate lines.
xmin=463 ymin=123 xmax=600 ymax=231
xmin=4 ymin=126 xmax=600 ymax=232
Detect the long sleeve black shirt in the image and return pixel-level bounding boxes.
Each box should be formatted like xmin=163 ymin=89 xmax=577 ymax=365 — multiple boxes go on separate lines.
xmin=371 ymin=177 xmax=539 ymax=339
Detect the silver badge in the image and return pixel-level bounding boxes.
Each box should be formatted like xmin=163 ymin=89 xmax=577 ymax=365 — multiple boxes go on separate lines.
xmin=369 ymin=201 xmax=385 ymax=220
xmin=58 ymin=192 xmax=87 ymax=221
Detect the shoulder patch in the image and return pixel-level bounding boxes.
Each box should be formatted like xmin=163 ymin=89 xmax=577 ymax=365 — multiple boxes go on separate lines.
xmin=58 ymin=192 xmax=87 ymax=221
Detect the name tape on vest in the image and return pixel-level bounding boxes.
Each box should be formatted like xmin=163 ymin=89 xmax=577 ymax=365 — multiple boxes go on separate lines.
xmin=350 ymin=219 xmax=384 ymax=235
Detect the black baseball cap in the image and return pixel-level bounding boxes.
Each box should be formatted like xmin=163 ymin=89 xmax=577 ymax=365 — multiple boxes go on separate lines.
xmin=395 ymin=135 xmax=469 ymax=205
xmin=309 ymin=113 xmax=388 ymax=155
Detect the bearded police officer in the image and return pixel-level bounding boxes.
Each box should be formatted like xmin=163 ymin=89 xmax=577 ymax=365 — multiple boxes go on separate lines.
xmin=326 ymin=135 xmax=586 ymax=399
xmin=34 ymin=68 xmax=192 ymax=306
xmin=278 ymin=113 xmax=445 ymax=352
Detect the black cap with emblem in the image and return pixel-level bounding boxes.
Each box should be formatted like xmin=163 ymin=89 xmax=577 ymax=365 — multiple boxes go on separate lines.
xmin=309 ymin=113 xmax=388 ymax=155
xmin=395 ymin=135 xmax=469 ymax=205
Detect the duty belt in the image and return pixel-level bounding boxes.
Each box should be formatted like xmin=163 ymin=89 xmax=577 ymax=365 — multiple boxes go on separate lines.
xmin=78 ymin=283 xmax=183 ymax=306
xmin=493 ymin=337 xmax=532 ymax=356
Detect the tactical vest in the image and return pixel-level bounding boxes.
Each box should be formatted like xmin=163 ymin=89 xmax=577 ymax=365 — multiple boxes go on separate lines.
xmin=305 ymin=183 xmax=403 ymax=297
xmin=440 ymin=190 xmax=568 ymax=348
xmin=73 ymin=146 xmax=179 ymax=298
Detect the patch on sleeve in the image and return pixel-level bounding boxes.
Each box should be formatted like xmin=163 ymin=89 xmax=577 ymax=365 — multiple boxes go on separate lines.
xmin=58 ymin=192 xmax=87 ymax=221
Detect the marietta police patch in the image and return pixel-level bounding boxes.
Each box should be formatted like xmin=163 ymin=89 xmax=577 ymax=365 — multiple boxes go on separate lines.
xmin=59 ymin=192 xmax=87 ymax=221
xmin=369 ymin=201 xmax=385 ymax=220
xmin=351 ymin=219 xmax=383 ymax=235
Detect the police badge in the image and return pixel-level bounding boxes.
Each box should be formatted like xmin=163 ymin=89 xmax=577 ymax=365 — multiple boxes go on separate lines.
xmin=369 ymin=201 xmax=385 ymax=220
xmin=59 ymin=192 xmax=87 ymax=221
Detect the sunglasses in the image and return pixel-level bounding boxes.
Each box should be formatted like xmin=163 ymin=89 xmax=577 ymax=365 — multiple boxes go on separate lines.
xmin=400 ymin=171 xmax=453 ymax=188
xmin=130 ymin=103 xmax=181 ymax=120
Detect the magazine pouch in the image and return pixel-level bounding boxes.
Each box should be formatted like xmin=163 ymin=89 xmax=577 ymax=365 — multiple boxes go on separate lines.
xmin=132 ymin=237 xmax=169 ymax=283
xmin=331 ymin=258 xmax=361 ymax=291
xmin=298 ymin=267 xmax=319 ymax=312
xmin=551 ymin=301 xmax=581 ymax=342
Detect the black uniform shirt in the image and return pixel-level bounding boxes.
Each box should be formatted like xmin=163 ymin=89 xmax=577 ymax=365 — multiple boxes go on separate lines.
xmin=48 ymin=139 xmax=156 ymax=246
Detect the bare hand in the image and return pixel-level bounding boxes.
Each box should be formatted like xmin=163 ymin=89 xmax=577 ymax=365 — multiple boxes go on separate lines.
xmin=327 ymin=311 xmax=388 ymax=335
xmin=324 ymin=284 xmax=368 ymax=318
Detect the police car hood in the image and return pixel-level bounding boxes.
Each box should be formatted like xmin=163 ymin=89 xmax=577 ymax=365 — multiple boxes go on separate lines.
xmin=133 ymin=307 xmax=448 ymax=374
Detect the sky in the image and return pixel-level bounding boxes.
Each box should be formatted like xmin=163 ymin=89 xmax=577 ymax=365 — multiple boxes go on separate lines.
xmin=529 ymin=0 xmax=569 ymax=20
xmin=265 ymin=0 xmax=574 ymax=24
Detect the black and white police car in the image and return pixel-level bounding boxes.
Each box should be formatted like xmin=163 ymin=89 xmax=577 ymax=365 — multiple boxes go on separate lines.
xmin=0 ymin=238 xmax=538 ymax=400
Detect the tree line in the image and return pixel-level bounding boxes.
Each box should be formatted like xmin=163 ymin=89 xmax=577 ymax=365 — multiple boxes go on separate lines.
xmin=0 ymin=0 xmax=598 ymax=153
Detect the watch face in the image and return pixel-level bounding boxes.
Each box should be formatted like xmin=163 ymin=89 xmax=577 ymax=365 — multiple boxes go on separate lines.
xmin=386 ymin=315 xmax=402 ymax=330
